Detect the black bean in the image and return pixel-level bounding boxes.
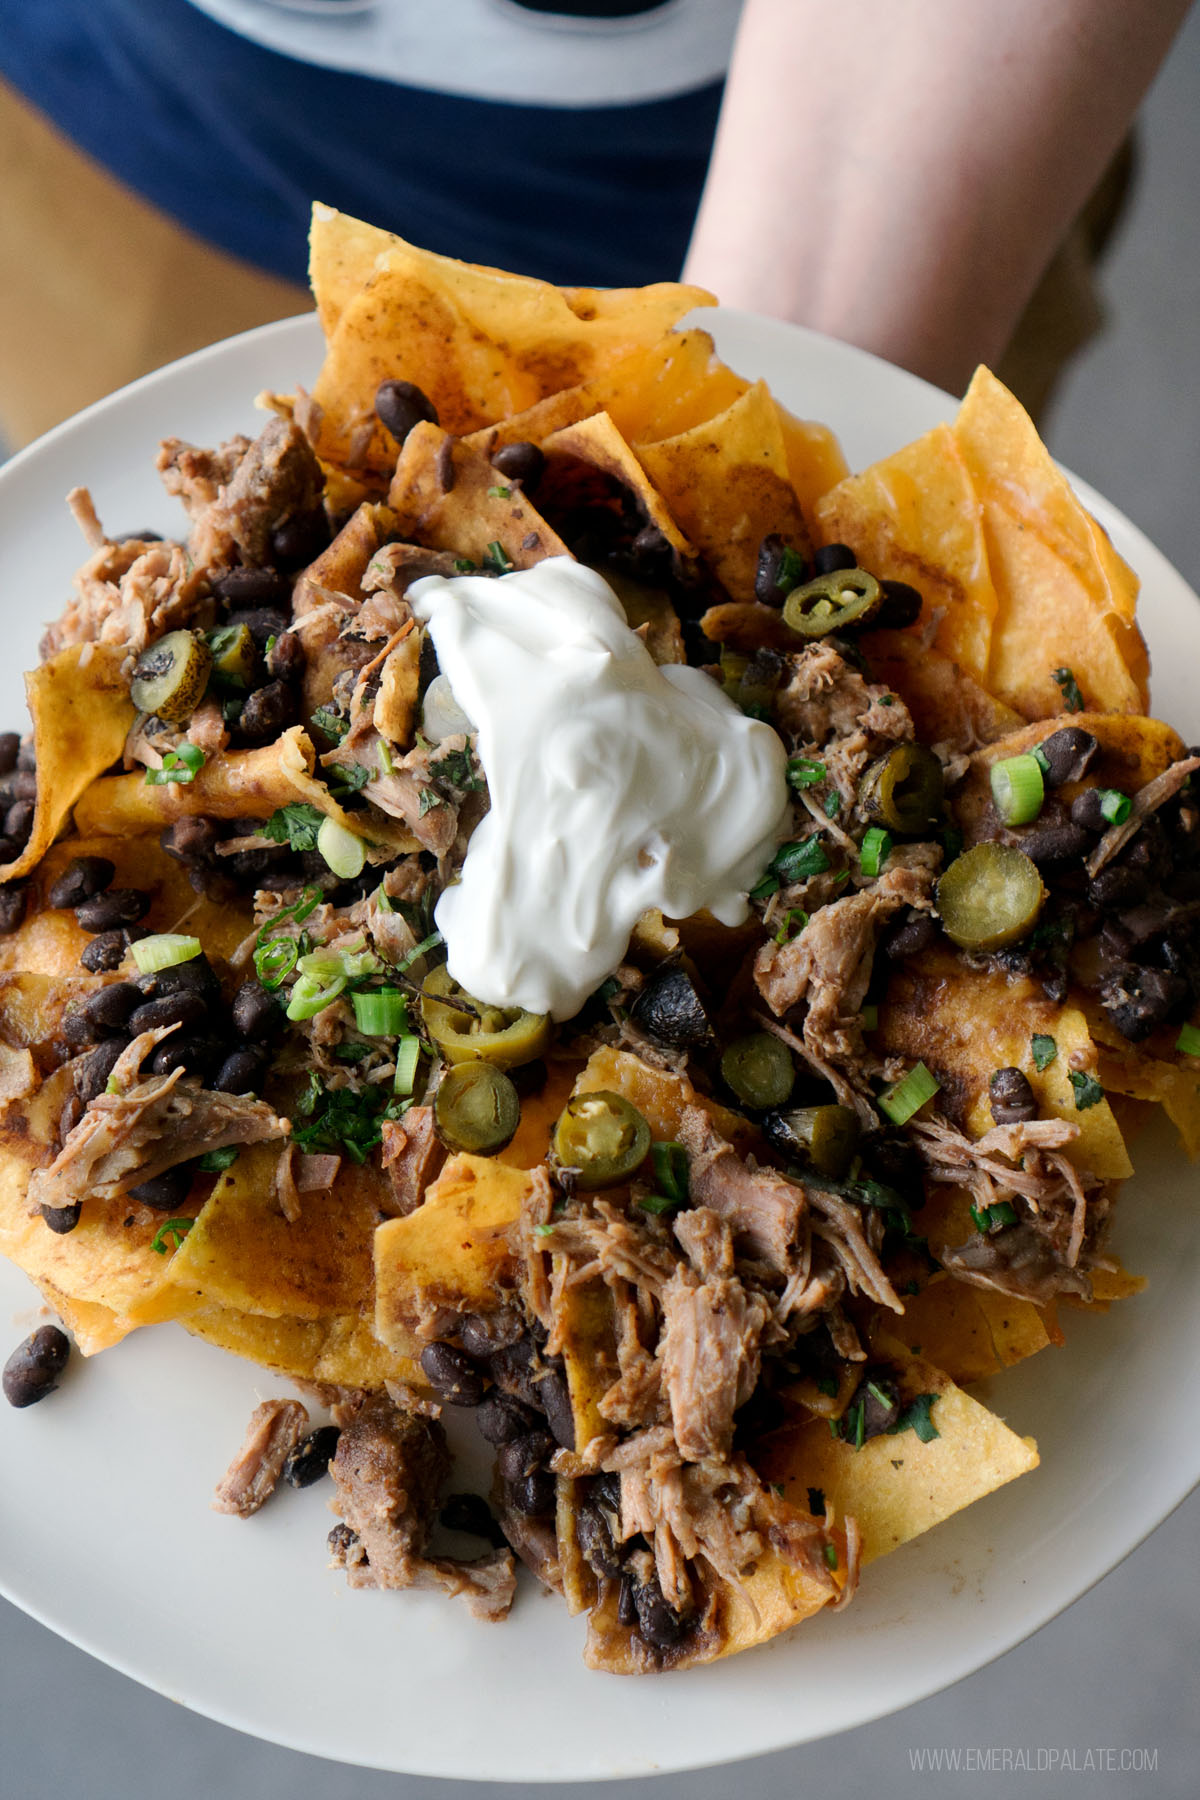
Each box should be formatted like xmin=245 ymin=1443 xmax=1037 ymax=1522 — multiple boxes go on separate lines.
xmin=497 ymin=1431 xmax=555 ymax=1484
xmin=754 ymin=534 xmax=794 ymax=607
xmin=48 ymin=855 xmax=116 ymax=910
xmin=3 ymin=1326 xmax=71 ymax=1408
xmin=271 ymin=509 xmax=329 ymax=569
xmin=230 ymin=979 xmax=279 ymax=1041
xmin=267 ymin=632 xmax=306 ymax=682
xmin=327 ymin=1522 xmax=359 ymax=1557
xmin=375 ymin=379 xmax=439 ymax=445
xmin=591 ymin=1471 xmax=622 ymax=1512
xmin=237 ymin=680 xmax=295 ymax=745
xmin=0 ymin=732 xmax=19 ymax=775
xmin=874 ymin=579 xmax=924 ymax=630
xmin=135 ymin=954 xmax=220 ymax=1002
xmin=989 ymin=1066 xmax=1037 ymax=1125
xmin=160 ymin=816 xmax=223 ymax=866
xmin=509 ymin=1471 xmax=556 ymax=1518
xmin=149 ymin=1034 xmax=223 ymax=1081
xmin=1097 ymin=918 xmax=1134 ymax=964
xmin=127 ymin=991 xmax=208 ymax=1037
xmin=1038 ymin=727 xmax=1098 ymax=787
xmin=1088 ymin=864 xmax=1149 ymax=910
xmin=80 ymin=928 xmax=145 ymax=973
xmin=617 ymin=1572 xmax=638 ymax=1628
xmin=1100 ymin=964 xmax=1189 ymax=1043
xmin=16 ymin=738 xmax=36 ymax=772
xmin=538 ymin=1368 xmax=576 ymax=1451
xmin=75 ymin=888 xmax=151 ymax=932
xmin=60 ymin=1008 xmax=97 ymax=1049
xmin=79 ymin=982 xmax=139 ymax=1036
xmin=1070 ymin=788 xmax=1111 ymax=833
xmin=283 ymin=1424 xmax=341 ymax=1489
xmin=577 ymin=1501 xmax=623 ymax=1579
xmin=225 ymin=845 xmax=290 ymax=884
xmin=212 ymin=566 xmax=290 ymax=607
xmin=488 ymin=1336 xmax=543 ymax=1410
xmin=813 ymin=542 xmax=857 ymax=575
xmin=4 ymin=768 xmax=37 ymax=802
xmin=0 ymin=837 xmax=19 ymax=864
xmin=0 ymin=884 xmax=28 ymax=935
xmin=213 ymin=1046 xmax=267 ymax=1095
xmin=474 ymin=1392 xmax=537 ymax=1446
xmin=4 ymin=800 xmax=34 ymax=843
xmin=883 ymin=911 xmax=938 ymax=962
xmin=856 ymin=1373 xmax=902 ymax=1439
xmin=74 ymin=1036 xmax=130 ymax=1103
xmin=1017 ymin=822 xmax=1091 ymax=868
xmin=419 ymin=1341 xmax=488 ymax=1407
xmin=439 ymin=1492 xmax=507 ymax=1547
xmin=1165 ymin=869 xmax=1200 ymax=904
xmin=633 ymin=1577 xmax=689 ymax=1651
xmin=631 ymin=524 xmax=672 ymax=575
xmin=458 ymin=1308 xmax=525 ymax=1360
xmin=490 ymin=440 xmax=545 ymax=488
xmin=40 ymin=1202 xmax=82 ymax=1235
xmin=127 ymin=1164 xmax=194 ymax=1211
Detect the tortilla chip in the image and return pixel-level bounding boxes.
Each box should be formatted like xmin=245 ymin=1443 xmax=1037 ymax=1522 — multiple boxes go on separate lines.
xmin=311 ymin=212 xmax=712 ymax=468
xmin=160 ymin=1141 xmax=386 ymax=1325
xmin=572 ymin=1046 xmax=758 ymax=1156
xmin=0 ymin=645 xmax=135 ymax=883
xmin=864 ymin=629 xmax=1024 ymax=751
xmin=880 ymin=949 xmax=1133 ymax=1181
xmin=180 ymin=1302 xmax=418 ymax=1389
xmin=387 ymin=421 xmax=570 ymax=567
xmin=636 ymin=381 xmax=810 ymax=602
xmin=38 ymin=1280 xmax=131 ymax=1355
xmin=539 ymin=412 xmax=694 ymax=561
xmin=494 ymin=1057 xmax=579 ymax=1171
xmin=953 ymin=368 xmax=1148 ymax=716
xmin=373 ymin=1154 xmax=532 ymax=1355
xmin=309 ymin=201 xmax=395 ymax=339
xmin=756 ymin=1347 xmax=1039 ymax=1562
xmin=815 ymin=423 xmax=997 ymax=683
xmin=774 ymin=402 xmax=851 ymax=521
xmin=882 ymin=1274 xmax=1054 ymax=1384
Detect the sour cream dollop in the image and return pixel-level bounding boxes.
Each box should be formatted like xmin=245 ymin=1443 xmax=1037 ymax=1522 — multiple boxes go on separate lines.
xmin=409 ymin=558 xmax=790 ymax=1021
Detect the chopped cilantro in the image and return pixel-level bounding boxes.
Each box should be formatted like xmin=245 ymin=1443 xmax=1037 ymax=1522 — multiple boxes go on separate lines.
xmin=150 ymin=1217 xmax=193 ymax=1255
xmin=291 ymin=1078 xmax=388 ymax=1162
xmin=1052 ymin=667 xmax=1085 ymax=713
xmin=823 ymin=1542 xmax=839 ymax=1569
xmin=650 ymin=1141 xmax=690 ymax=1205
xmin=144 ymin=742 xmax=204 ymax=786
xmin=636 ymin=1192 xmax=680 ymax=1216
xmin=487 ymin=484 xmax=512 ymax=500
xmin=261 ymin=802 xmax=327 ymax=854
xmin=886 ymin=1392 xmax=940 ymax=1444
xmin=196 ymin=1146 xmax=239 ymax=1174
xmin=970 ymin=1199 xmax=1019 ymax=1233
xmin=1031 ymin=1033 xmax=1058 ymax=1072
xmin=777 ymin=545 xmax=808 ymax=593
xmin=823 ymin=790 xmax=841 ymax=818
xmin=753 ymin=836 xmax=831 ymax=897
xmin=417 ymin=787 xmax=445 ymax=817
xmin=1069 ymin=1069 xmax=1104 ymax=1110
xmin=453 ymin=557 xmax=477 ymax=574
xmin=327 ymin=762 xmax=370 ymax=799
xmin=433 ymin=747 xmax=484 ymax=793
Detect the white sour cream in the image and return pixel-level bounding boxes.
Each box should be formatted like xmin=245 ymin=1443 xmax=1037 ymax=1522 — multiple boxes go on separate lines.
xmin=409 ymin=558 xmax=790 ymax=1022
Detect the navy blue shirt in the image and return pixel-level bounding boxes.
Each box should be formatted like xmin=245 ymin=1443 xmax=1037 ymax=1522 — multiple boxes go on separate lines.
xmin=0 ymin=0 xmax=736 ymax=287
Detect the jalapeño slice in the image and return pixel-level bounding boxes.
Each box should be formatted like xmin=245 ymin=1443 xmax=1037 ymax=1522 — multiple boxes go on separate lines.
xmin=782 ymin=568 xmax=881 ymax=637
xmin=720 ymin=1032 xmax=795 ymax=1110
xmin=936 ymin=842 xmax=1044 ymax=952
xmin=434 ymin=1062 xmax=520 ymax=1155
xmin=421 ymin=965 xmax=550 ymax=1069
xmin=862 ymin=743 xmax=945 ymax=834
xmin=553 ymin=1091 xmax=651 ymax=1190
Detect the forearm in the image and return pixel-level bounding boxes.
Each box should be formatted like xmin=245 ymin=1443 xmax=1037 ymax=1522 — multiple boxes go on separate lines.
xmin=684 ymin=0 xmax=1190 ymax=392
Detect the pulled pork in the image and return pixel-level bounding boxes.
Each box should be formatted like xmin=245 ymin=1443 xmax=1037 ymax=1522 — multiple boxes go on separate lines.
xmin=212 ymin=1399 xmax=309 ymax=1518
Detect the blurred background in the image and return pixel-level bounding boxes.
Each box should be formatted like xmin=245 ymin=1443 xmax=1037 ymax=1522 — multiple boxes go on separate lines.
xmin=2 ymin=7 xmax=1199 ymax=1799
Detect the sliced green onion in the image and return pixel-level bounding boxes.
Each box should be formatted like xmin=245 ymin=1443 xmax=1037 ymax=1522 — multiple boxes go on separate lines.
xmin=859 ymin=827 xmax=892 ymax=878
xmin=650 ymin=1141 xmax=690 ymax=1205
xmin=1030 ymin=744 xmax=1051 ymax=777
xmin=129 ymin=933 xmax=202 ymax=975
xmin=1031 ymin=1033 xmax=1058 ymax=1072
xmin=823 ymin=790 xmax=841 ymax=818
xmin=971 ymin=1199 xmax=1019 ymax=1232
xmin=317 ymin=815 xmax=366 ymax=880
xmin=1176 ymin=1024 xmax=1200 ymax=1057
xmin=878 ymin=1061 xmax=940 ymax=1125
xmin=484 ymin=540 xmax=513 ymax=574
xmin=774 ymin=907 xmax=808 ymax=945
xmin=636 ymin=1192 xmax=680 ymax=1216
xmin=254 ymin=937 xmax=298 ymax=989
xmin=144 ymin=742 xmax=205 ymax=786
xmin=352 ymin=988 xmax=409 ymax=1036
xmin=1052 ymin=667 xmax=1084 ymax=713
xmin=286 ymin=969 xmax=347 ymax=1022
xmin=786 ymin=758 xmax=825 ymax=790
xmin=1098 ymin=789 xmax=1133 ymax=825
xmin=394 ymin=929 xmax=444 ymax=974
xmin=823 ymin=1542 xmax=838 ymax=1569
xmin=150 ymin=1217 xmax=193 ymax=1255
xmin=393 ymin=1035 xmax=421 ymax=1096
xmin=990 ymin=754 xmax=1045 ymax=826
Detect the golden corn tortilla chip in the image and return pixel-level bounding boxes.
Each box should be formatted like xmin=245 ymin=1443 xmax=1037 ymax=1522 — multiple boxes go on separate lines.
xmin=815 ymin=422 xmax=997 ymax=683
xmin=180 ymin=1302 xmax=419 ymax=1390
xmin=387 ymin=421 xmax=570 ymax=567
xmin=309 ymin=201 xmax=396 ymax=339
xmin=555 ymin=1276 xmax=619 ymax=1453
xmin=160 ymin=1141 xmax=385 ymax=1326
xmin=0 ymin=644 xmax=135 ymax=883
xmin=953 ymin=368 xmax=1148 ymax=716
xmin=1085 ymin=1006 xmax=1200 ymax=1159
xmin=374 ymin=1153 xmax=533 ymax=1356
xmin=880 ymin=949 xmax=1133 ymax=1181
xmin=493 ymin=1057 xmax=579 ymax=1171
xmin=310 ymin=210 xmax=713 ymax=468
xmin=39 ymin=1282 xmax=132 ymax=1355
xmin=881 ymin=1274 xmax=1054 ymax=1385
xmin=864 ymin=628 xmax=1024 ymax=752
xmin=538 ymin=412 xmax=694 ymax=562
xmin=572 ymin=1045 xmax=758 ymax=1156
xmin=756 ymin=1347 xmax=1039 ymax=1563
xmin=636 ymin=380 xmax=810 ymax=603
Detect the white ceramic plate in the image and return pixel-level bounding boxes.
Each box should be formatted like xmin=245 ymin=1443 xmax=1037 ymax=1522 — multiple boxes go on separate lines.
xmin=0 ymin=313 xmax=1197 ymax=1782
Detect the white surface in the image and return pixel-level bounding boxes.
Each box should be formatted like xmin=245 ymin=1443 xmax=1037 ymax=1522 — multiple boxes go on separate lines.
xmin=0 ymin=312 xmax=1196 ymax=1782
